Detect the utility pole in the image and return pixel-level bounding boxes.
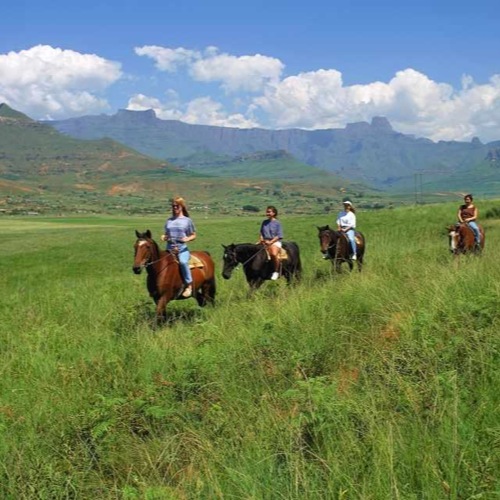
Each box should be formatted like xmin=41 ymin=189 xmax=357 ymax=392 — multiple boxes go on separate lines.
xmin=414 ymin=172 xmax=424 ymax=204
xmin=414 ymin=168 xmax=450 ymax=205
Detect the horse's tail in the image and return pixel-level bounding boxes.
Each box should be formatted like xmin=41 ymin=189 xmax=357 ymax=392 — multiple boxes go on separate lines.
xmin=284 ymin=241 xmax=302 ymax=275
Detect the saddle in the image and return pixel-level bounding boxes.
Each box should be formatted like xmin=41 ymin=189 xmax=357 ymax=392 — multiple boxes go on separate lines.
xmin=188 ymin=255 xmax=205 ymax=269
xmin=265 ymin=248 xmax=288 ymax=261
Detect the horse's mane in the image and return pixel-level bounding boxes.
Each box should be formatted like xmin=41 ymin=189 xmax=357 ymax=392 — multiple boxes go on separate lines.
xmin=147 ymin=238 xmax=162 ymax=257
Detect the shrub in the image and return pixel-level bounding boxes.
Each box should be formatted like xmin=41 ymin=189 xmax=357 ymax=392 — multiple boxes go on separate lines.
xmin=484 ymin=206 xmax=500 ymax=219
xmin=242 ymin=204 xmax=260 ymax=212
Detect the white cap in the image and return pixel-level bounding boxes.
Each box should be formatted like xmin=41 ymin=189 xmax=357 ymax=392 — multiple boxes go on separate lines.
xmin=343 ymin=200 xmax=353 ymax=206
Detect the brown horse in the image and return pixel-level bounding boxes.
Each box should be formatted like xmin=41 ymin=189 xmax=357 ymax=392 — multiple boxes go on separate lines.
xmin=132 ymin=230 xmax=216 ymax=323
xmin=318 ymin=225 xmax=365 ymax=273
xmin=447 ymin=223 xmax=485 ymax=255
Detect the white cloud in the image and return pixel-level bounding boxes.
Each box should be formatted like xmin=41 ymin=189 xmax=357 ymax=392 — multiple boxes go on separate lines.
xmin=190 ymin=52 xmax=284 ymax=92
xmin=2 ymin=44 xmax=499 ymax=142
xmin=0 ymin=45 xmax=122 ymax=119
xmin=127 ymin=92 xmax=184 ymax=120
xmin=134 ymin=45 xmax=200 ymax=72
xmin=182 ymin=97 xmax=258 ymax=127
xmin=127 ymin=94 xmax=258 ymax=128
xmin=135 ymin=45 xmax=284 ymax=93
xmin=254 ymin=67 xmax=500 ymax=142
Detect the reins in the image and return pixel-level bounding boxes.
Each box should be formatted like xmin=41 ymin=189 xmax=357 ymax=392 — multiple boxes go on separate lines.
xmin=141 ymin=245 xmax=178 ymax=275
xmin=323 ymin=230 xmax=347 ymax=263
xmin=231 ymin=244 xmax=267 ymax=270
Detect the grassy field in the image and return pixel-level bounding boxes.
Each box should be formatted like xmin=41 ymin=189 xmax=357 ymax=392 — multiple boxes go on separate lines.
xmin=1 ymin=202 xmax=499 ymax=499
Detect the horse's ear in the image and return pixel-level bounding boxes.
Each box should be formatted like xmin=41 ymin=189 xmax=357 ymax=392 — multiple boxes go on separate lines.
xmin=325 ymin=224 xmax=330 ymax=230
xmin=222 ymin=244 xmax=227 ymax=250
xmin=135 ymin=230 xmax=140 ymax=238
xmin=145 ymin=229 xmax=152 ymax=239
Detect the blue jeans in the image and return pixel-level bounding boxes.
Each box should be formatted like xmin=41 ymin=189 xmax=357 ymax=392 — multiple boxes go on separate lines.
xmin=467 ymin=221 xmax=480 ymax=244
xmin=345 ymin=229 xmax=357 ymax=256
xmin=168 ymin=244 xmax=192 ymax=284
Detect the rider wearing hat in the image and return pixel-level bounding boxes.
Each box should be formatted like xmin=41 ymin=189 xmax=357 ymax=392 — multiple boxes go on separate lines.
xmin=336 ymin=200 xmax=357 ymax=260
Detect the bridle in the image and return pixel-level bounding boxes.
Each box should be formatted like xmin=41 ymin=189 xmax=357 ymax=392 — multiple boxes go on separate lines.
xmin=320 ymin=229 xmax=337 ymax=252
xmin=224 ymin=245 xmax=267 ymax=271
xmin=135 ymin=239 xmax=177 ymax=274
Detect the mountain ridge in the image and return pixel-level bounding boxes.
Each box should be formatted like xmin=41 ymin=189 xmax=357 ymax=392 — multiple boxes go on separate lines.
xmin=0 ymin=103 xmax=369 ymax=215
xmin=45 ymin=108 xmax=499 ymax=190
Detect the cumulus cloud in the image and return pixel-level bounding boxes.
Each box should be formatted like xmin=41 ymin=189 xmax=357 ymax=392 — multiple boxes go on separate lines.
xmin=254 ymin=67 xmax=500 ymax=141
xmin=0 ymin=45 xmax=122 ymax=119
xmin=134 ymin=46 xmax=201 ymax=72
xmin=2 ymin=43 xmax=500 ymax=142
xmin=135 ymin=45 xmax=284 ymax=93
xmin=190 ymin=52 xmax=284 ymax=92
xmin=127 ymin=93 xmax=258 ymax=128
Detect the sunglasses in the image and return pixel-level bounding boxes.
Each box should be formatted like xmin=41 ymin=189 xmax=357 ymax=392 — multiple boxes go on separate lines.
xmin=172 ymin=204 xmax=180 ymax=209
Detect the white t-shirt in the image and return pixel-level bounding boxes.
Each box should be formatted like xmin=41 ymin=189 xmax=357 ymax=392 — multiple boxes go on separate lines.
xmin=336 ymin=211 xmax=356 ymax=229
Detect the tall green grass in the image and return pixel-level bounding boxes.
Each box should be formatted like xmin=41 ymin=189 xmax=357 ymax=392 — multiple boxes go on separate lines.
xmin=0 ymin=203 xmax=499 ymax=498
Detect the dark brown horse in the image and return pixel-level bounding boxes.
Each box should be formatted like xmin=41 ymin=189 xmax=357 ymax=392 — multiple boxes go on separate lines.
xmin=132 ymin=230 xmax=216 ymax=323
xmin=222 ymin=242 xmax=302 ymax=290
xmin=318 ymin=225 xmax=365 ymax=273
xmin=447 ymin=223 xmax=485 ymax=255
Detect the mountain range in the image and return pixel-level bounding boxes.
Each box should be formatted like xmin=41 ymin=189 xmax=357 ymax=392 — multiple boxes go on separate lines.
xmin=0 ymin=103 xmax=361 ymax=215
xmin=46 ymin=109 xmax=500 ymax=193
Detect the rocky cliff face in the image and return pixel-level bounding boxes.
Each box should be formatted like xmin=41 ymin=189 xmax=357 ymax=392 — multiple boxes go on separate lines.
xmin=47 ymin=110 xmax=495 ymax=187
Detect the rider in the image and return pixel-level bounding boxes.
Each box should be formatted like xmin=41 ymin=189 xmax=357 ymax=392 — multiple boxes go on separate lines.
xmin=161 ymin=196 xmax=197 ymax=297
xmin=336 ymin=200 xmax=357 ymax=260
xmin=457 ymin=194 xmax=480 ymax=248
xmin=259 ymin=205 xmax=283 ymax=280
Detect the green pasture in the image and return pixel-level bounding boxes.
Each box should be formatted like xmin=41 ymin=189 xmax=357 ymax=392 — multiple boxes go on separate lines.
xmin=0 ymin=203 xmax=499 ymax=499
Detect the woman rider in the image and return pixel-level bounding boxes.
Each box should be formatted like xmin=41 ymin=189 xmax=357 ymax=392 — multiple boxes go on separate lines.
xmin=336 ymin=200 xmax=357 ymax=260
xmin=161 ymin=196 xmax=196 ymax=297
xmin=259 ymin=205 xmax=283 ymax=280
xmin=457 ymin=194 xmax=480 ymax=247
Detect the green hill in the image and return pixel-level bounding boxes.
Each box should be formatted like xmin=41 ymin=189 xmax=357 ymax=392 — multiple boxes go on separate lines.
xmin=46 ymin=109 xmax=500 ymax=192
xmin=0 ymin=104 xmax=377 ymax=215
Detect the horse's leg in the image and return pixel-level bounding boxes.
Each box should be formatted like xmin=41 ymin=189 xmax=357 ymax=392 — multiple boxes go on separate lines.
xmin=250 ymin=278 xmax=264 ymax=290
xmin=356 ymin=254 xmax=363 ymax=272
xmin=333 ymin=258 xmax=342 ymax=273
xmin=155 ymin=295 xmax=168 ymax=325
xmin=196 ymin=278 xmax=216 ymax=307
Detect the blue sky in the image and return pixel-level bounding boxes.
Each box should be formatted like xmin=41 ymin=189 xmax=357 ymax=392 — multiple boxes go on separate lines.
xmin=2 ymin=0 xmax=500 ymax=141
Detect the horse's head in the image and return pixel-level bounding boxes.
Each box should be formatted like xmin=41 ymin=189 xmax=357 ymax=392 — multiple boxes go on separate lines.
xmin=133 ymin=230 xmax=156 ymax=274
xmin=317 ymin=225 xmax=335 ymax=254
xmin=446 ymin=224 xmax=461 ymax=254
xmin=221 ymin=244 xmax=238 ymax=279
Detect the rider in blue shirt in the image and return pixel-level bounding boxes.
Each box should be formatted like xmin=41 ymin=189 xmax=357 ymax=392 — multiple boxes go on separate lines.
xmin=259 ymin=205 xmax=283 ymax=280
xmin=161 ymin=197 xmax=196 ymax=297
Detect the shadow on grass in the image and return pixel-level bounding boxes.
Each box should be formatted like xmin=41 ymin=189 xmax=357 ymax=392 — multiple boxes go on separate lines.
xmin=113 ymin=299 xmax=210 ymax=334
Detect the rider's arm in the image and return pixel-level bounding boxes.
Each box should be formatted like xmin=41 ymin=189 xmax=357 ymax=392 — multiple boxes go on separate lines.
xmin=182 ymin=231 xmax=196 ymax=242
xmin=468 ymin=207 xmax=478 ymax=222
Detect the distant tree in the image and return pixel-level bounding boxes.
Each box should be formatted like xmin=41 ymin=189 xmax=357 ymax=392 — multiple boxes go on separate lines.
xmin=485 ymin=206 xmax=500 ymax=219
xmin=242 ymin=205 xmax=260 ymax=213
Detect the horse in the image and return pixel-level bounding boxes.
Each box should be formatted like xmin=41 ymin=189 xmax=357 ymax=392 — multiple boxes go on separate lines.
xmin=221 ymin=242 xmax=302 ymax=290
xmin=317 ymin=225 xmax=365 ymax=273
xmin=132 ymin=230 xmax=216 ymax=323
xmin=447 ymin=223 xmax=485 ymax=255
